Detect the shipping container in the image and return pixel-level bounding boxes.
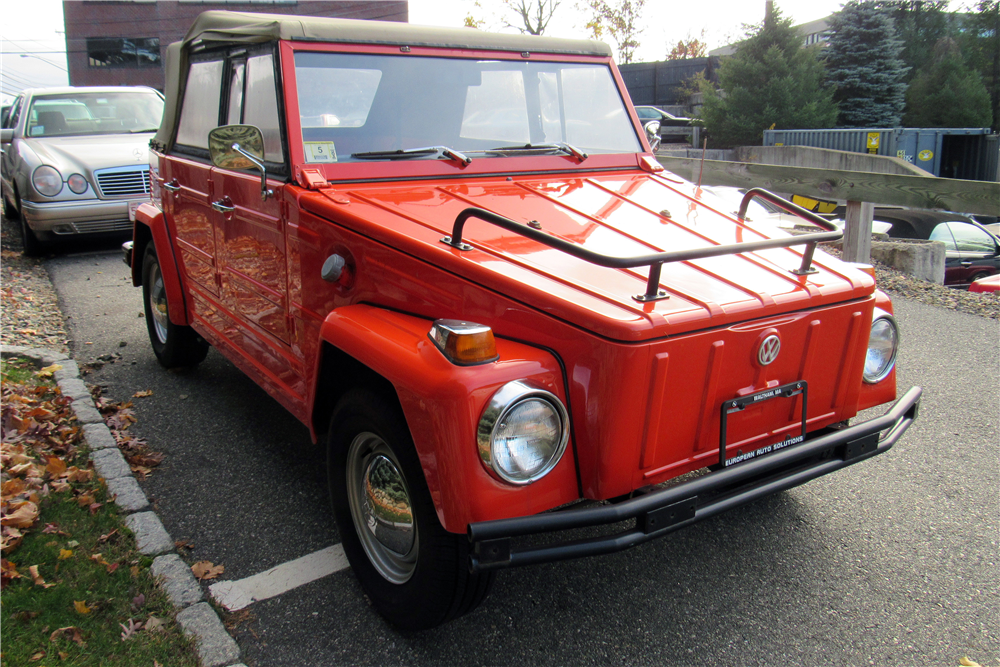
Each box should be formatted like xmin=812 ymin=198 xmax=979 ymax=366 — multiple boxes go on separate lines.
xmin=763 ymin=127 xmax=998 ymax=181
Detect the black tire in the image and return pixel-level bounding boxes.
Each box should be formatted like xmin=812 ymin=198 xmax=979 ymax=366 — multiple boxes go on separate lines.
xmin=141 ymin=244 xmax=209 ymax=368
xmin=968 ymin=271 xmax=991 ymax=287
xmin=327 ymin=388 xmax=494 ymax=631
xmin=9 ymin=186 xmax=43 ymax=257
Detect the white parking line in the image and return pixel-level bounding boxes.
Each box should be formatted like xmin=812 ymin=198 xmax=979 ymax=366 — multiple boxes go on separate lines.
xmin=209 ymin=544 xmax=350 ymax=611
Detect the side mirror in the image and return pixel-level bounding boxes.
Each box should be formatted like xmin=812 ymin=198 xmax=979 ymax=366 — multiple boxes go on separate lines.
xmin=643 ymin=120 xmax=661 ymax=153
xmin=208 ymin=124 xmax=273 ymax=200
xmin=1 ymin=128 xmax=13 ymax=144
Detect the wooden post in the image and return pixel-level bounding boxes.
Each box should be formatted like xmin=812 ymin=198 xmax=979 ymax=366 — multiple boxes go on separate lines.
xmin=842 ymin=200 xmax=874 ymax=264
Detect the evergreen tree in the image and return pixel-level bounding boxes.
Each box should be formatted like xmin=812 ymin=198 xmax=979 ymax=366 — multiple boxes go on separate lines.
xmin=874 ymin=0 xmax=955 ymax=81
xmin=957 ymin=0 xmax=1000 ymax=131
xmin=825 ymin=1 xmax=909 ymax=127
xmin=697 ymin=6 xmax=838 ymax=148
xmin=904 ymin=37 xmax=993 ymax=127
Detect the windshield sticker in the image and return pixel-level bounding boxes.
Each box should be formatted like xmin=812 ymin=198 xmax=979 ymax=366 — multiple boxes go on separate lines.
xmin=305 ymin=141 xmax=338 ymax=163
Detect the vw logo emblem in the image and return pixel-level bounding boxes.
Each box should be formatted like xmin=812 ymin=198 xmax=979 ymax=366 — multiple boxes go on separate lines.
xmin=757 ymin=334 xmax=781 ymax=366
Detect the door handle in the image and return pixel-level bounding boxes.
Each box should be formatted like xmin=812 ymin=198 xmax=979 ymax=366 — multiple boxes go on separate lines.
xmin=212 ymin=198 xmax=235 ymax=213
xmin=162 ymin=179 xmax=180 ymax=192
xmin=961 ymin=261 xmax=973 ymax=266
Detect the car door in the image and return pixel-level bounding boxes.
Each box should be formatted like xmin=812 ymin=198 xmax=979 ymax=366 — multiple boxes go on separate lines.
xmin=164 ymin=57 xmax=225 ymax=299
xmin=947 ymin=221 xmax=1000 ymax=285
xmin=211 ymin=49 xmax=301 ymax=400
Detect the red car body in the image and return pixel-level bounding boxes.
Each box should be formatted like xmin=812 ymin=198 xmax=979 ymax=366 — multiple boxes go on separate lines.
xmin=127 ymin=11 xmax=921 ymax=629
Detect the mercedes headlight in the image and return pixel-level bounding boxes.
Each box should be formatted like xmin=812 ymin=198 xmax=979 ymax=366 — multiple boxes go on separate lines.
xmin=32 ymin=165 xmax=63 ymax=197
xmin=864 ymin=311 xmax=898 ymax=383
xmin=477 ymin=381 xmax=569 ymax=485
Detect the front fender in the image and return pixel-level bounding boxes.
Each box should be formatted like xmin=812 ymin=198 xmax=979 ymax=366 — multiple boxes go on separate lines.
xmin=132 ymin=202 xmax=189 ymax=326
xmin=317 ymin=305 xmax=580 ymax=533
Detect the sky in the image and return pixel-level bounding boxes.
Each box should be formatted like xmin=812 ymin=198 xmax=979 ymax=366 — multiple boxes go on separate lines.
xmin=0 ymin=0 xmax=849 ymax=104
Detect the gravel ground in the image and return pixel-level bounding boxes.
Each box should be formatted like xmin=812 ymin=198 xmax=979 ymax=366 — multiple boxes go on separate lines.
xmin=1 ymin=212 xmax=71 ymax=354
xmin=0 ymin=210 xmax=996 ymax=357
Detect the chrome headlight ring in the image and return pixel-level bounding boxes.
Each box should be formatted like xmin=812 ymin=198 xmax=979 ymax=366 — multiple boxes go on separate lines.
xmin=864 ymin=309 xmax=899 ymax=384
xmin=477 ymin=380 xmax=569 ymax=486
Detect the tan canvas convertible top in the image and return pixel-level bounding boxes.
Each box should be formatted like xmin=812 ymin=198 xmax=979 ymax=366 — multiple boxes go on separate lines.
xmin=155 ymin=10 xmax=613 ymax=150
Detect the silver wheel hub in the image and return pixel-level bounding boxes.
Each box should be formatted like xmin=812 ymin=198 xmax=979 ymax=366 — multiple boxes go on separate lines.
xmin=148 ymin=262 xmax=169 ymax=344
xmin=346 ymin=433 xmax=417 ymax=584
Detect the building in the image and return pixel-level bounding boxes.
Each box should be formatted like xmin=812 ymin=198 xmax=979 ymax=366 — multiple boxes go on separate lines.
xmin=709 ymin=16 xmax=832 ymax=57
xmin=63 ymin=1 xmax=408 ymax=91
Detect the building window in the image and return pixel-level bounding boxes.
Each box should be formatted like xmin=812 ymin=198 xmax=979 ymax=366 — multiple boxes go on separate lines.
xmin=87 ymin=38 xmax=161 ymax=68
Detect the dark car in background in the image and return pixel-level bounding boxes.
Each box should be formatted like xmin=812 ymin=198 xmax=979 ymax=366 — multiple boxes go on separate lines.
xmin=634 ymin=105 xmax=691 ymax=139
xmin=873 ymin=209 xmax=1000 ymax=287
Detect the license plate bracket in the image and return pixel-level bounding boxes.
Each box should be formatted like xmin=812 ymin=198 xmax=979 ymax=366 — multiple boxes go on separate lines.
xmin=719 ymin=381 xmax=807 ymax=468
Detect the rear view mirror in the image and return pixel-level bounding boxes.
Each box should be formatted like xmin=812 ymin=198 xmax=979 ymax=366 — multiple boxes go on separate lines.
xmin=209 ymin=124 xmax=265 ymax=169
xmin=208 ymin=125 xmax=273 ymax=200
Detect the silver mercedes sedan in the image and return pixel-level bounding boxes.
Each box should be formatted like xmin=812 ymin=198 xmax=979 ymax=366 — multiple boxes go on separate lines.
xmin=1 ymin=86 xmax=164 ymax=254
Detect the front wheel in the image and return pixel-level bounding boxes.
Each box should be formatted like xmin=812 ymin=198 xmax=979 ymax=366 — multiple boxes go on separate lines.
xmin=328 ymin=389 xmax=494 ymax=630
xmin=141 ymin=244 xmax=208 ymax=368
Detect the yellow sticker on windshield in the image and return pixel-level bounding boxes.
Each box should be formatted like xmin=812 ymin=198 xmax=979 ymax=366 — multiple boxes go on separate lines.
xmin=304 ymin=142 xmax=338 ymax=163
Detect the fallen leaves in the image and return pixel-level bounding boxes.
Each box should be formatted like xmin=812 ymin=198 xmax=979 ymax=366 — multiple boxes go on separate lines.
xmin=1 ymin=370 xmax=84 ymax=558
xmin=35 ymin=363 xmax=62 ymax=379
xmin=50 ymin=625 xmax=86 ymax=647
xmin=73 ymin=599 xmax=92 ymax=614
xmin=132 ymin=390 xmax=154 ymax=398
xmin=29 ymin=565 xmax=55 ymax=588
xmin=191 ymin=560 xmax=225 ymax=580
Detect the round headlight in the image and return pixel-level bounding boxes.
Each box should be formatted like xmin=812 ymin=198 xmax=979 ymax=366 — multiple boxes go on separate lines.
xmin=864 ymin=314 xmax=898 ymax=383
xmin=477 ymin=381 xmax=569 ymax=485
xmin=67 ymin=173 xmax=89 ymax=194
xmin=32 ymin=165 xmax=63 ymax=197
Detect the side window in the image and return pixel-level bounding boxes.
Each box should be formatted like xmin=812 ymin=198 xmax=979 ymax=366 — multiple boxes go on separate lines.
xmin=175 ymin=59 xmax=223 ymax=150
xmin=929 ymin=223 xmax=959 ymax=252
xmin=948 ymin=222 xmax=997 ymax=254
xmin=243 ymin=54 xmax=283 ymax=163
xmin=226 ymin=61 xmax=245 ymax=126
xmin=7 ymin=96 xmax=24 ymax=129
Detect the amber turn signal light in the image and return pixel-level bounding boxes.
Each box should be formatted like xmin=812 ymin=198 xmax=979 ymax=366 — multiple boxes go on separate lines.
xmin=846 ymin=262 xmax=876 ymax=280
xmin=429 ymin=320 xmax=499 ymax=366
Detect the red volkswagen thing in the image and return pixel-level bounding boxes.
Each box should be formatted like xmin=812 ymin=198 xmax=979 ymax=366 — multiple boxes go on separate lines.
xmin=127 ymin=11 xmax=922 ymax=630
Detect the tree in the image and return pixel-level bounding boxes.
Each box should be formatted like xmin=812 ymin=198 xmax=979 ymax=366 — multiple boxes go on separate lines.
xmin=904 ymin=37 xmax=993 ymax=127
xmin=696 ymin=6 xmax=838 ymax=148
xmin=502 ymin=0 xmax=560 ymax=35
xmin=583 ymin=0 xmax=646 ymax=64
xmin=825 ymin=1 xmax=909 ymax=127
xmin=957 ymin=0 xmax=1000 ymax=131
xmin=873 ymin=0 xmax=955 ymax=81
xmin=667 ymin=31 xmax=708 ymax=60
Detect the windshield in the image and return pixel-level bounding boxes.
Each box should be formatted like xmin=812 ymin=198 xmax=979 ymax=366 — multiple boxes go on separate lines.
xmin=294 ymin=52 xmax=642 ymax=163
xmin=27 ymin=91 xmax=164 ymax=138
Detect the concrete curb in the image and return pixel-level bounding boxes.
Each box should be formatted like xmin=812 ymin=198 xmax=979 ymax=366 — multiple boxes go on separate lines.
xmin=1 ymin=345 xmax=244 ymax=667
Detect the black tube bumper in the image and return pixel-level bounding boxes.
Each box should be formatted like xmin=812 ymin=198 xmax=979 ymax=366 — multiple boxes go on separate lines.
xmin=468 ymin=386 xmax=922 ymax=573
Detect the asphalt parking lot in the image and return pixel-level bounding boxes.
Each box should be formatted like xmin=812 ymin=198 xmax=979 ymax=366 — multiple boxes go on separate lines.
xmin=42 ymin=243 xmax=999 ymax=667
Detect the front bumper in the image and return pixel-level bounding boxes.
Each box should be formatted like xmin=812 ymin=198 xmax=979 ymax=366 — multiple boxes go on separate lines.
xmin=468 ymin=386 xmax=922 ymax=573
xmin=22 ymin=198 xmax=140 ymax=236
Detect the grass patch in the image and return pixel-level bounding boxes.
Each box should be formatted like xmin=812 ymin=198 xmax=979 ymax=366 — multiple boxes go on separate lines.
xmin=1 ymin=355 xmax=199 ymax=666
xmin=0 ymin=357 xmax=47 ymax=386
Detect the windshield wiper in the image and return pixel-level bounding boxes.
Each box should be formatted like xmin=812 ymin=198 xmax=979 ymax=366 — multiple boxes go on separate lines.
xmin=130 ymin=127 xmax=160 ymax=133
xmin=351 ymin=145 xmax=471 ymax=165
xmin=484 ymin=142 xmax=588 ymax=162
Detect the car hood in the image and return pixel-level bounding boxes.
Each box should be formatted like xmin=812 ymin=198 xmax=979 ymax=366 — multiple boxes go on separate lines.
xmin=306 ymin=170 xmax=874 ymax=341
xmin=24 ymin=134 xmax=152 ymax=177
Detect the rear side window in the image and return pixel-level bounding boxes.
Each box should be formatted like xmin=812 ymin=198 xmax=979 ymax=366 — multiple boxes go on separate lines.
xmin=176 ymin=59 xmax=223 ymax=149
